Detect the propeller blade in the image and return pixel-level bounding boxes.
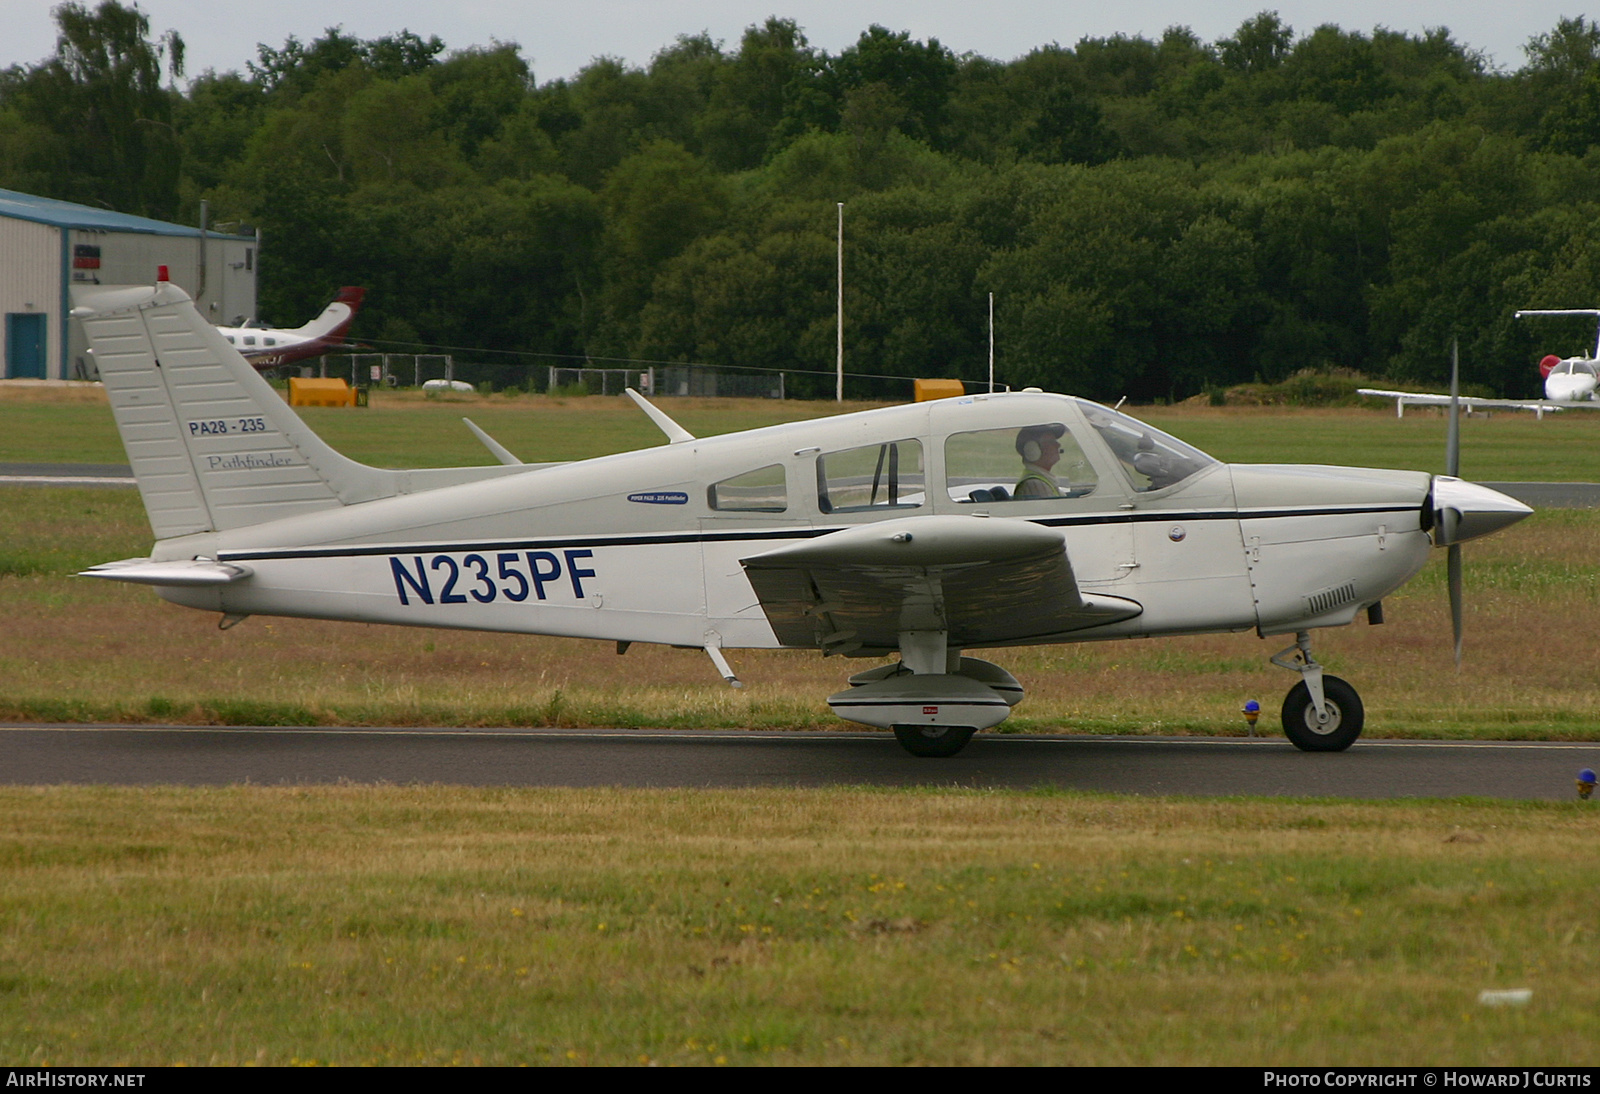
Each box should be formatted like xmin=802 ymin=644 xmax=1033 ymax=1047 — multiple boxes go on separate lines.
xmin=1447 ymin=338 xmax=1461 ymax=479
xmin=1448 ymin=542 xmax=1463 ymax=668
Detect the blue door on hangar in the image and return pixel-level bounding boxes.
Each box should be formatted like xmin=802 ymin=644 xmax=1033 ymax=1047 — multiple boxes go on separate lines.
xmin=6 ymin=313 xmax=47 ymax=379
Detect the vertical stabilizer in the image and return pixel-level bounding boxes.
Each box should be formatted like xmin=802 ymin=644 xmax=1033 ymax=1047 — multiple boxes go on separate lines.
xmin=72 ymin=281 xmax=394 ymax=538
xmin=291 ymin=286 xmax=364 ymax=340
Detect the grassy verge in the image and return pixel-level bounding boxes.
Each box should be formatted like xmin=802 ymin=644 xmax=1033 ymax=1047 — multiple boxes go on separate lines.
xmin=3 ymin=489 xmax=1599 ymax=739
xmin=8 ymin=383 xmax=1600 ymax=480
xmin=0 ymin=785 xmax=1594 ymax=1066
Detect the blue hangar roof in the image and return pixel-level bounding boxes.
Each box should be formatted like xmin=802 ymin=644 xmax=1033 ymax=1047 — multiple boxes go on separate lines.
xmin=0 ymin=188 xmax=252 ymax=239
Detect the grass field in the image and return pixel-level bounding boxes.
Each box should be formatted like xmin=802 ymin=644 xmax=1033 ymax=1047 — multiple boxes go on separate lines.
xmin=0 ymin=785 xmax=1595 ymax=1067
xmin=4 ymin=385 xmax=1600 ymax=1066
xmin=7 ymin=381 xmax=1600 ymax=478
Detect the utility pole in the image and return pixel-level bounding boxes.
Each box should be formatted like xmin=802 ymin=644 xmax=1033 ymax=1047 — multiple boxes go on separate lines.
xmin=988 ymin=291 xmax=994 ymax=393
xmin=836 ymin=202 xmax=844 ymax=402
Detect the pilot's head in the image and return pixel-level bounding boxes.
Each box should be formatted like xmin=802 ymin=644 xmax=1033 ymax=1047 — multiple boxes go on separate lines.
xmin=1016 ymin=424 xmax=1066 ymax=469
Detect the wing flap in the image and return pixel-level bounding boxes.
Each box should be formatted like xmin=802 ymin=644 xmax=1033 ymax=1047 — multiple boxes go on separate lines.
xmin=740 ymin=515 xmax=1140 ymax=651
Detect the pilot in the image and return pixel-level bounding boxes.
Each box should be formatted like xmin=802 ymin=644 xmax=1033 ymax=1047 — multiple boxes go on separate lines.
xmin=1014 ymin=424 xmax=1067 ymax=498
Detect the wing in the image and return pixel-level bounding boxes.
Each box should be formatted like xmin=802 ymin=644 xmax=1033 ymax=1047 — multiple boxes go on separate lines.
xmin=1357 ymin=388 xmax=1586 ymax=413
xmin=740 ymin=515 xmax=1141 ymax=655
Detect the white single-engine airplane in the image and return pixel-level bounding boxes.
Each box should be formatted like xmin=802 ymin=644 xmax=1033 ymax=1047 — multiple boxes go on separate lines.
xmin=71 ymin=278 xmax=1532 ymax=757
xmin=1359 ymin=309 xmax=1600 ymax=418
xmin=215 ymin=286 xmax=365 ymax=371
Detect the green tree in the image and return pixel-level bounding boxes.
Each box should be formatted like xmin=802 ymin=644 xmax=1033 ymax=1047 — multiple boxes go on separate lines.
xmin=594 ymin=141 xmax=728 ymax=350
xmin=1218 ymin=11 xmax=1293 ymax=73
xmin=0 ymin=0 xmax=185 ymax=216
xmin=698 ymin=18 xmax=815 ymax=170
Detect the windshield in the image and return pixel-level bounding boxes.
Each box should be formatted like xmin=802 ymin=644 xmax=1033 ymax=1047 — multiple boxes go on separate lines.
xmin=1076 ymin=400 xmax=1218 ymax=492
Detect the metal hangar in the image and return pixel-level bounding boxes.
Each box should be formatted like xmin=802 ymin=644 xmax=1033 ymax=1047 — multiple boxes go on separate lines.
xmin=1 ymin=188 xmax=257 ymax=380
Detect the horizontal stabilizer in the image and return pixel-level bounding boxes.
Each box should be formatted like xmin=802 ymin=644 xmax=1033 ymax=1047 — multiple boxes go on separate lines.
xmin=79 ymin=557 xmax=253 ymax=587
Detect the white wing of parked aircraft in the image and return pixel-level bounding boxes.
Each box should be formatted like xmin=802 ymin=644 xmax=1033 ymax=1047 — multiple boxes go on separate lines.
xmin=69 ymin=277 xmax=1531 ymax=757
xmin=1360 ymin=308 xmax=1600 ymax=417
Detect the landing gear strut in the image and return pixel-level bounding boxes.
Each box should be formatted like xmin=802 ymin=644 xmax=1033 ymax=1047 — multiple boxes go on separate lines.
xmin=826 ymin=630 xmax=1020 ymax=758
xmin=1270 ymin=631 xmax=1365 ymax=752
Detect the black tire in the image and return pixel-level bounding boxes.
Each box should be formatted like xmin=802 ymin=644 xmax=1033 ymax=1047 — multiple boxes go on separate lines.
xmin=892 ymin=724 xmax=975 ymax=758
xmin=1280 ymin=675 xmax=1364 ymax=752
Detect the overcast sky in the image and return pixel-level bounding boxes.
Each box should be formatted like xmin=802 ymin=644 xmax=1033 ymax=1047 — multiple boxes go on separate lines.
xmin=0 ymin=1 xmax=1586 ymax=82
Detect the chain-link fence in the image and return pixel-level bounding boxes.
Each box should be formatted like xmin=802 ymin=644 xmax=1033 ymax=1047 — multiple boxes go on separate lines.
xmin=321 ymin=353 xmax=456 ymax=387
xmin=546 ymin=366 xmax=651 ymax=396
xmin=314 ymin=354 xmax=969 ymax=402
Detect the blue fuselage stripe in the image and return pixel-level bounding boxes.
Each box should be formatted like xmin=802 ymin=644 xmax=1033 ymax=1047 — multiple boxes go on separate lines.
xmin=216 ymin=503 xmax=1423 ymax=563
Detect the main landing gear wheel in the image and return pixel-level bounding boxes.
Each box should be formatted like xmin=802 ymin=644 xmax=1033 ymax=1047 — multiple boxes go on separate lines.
xmin=892 ymin=724 xmax=976 ymax=758
xmin=1280 ymin=675 xmax=1364 ymax=752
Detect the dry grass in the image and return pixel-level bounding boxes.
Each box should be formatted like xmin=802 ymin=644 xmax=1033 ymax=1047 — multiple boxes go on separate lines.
xmin=4 ymin=389 xmax=1600 ymax=736
xmin=0 ymin=785 xmax=1593 ymax=1066
xmin=5 ymin=393 xmax=1599 ymax=1065
xmin=2 ymin=484 xmax=1597 ymax=737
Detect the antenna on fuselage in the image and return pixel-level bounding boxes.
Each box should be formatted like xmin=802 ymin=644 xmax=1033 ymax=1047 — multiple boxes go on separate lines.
xmin=625 ymin=387 xmax=695 ymax=444
xmin=462 ymin=418 xmax=523 ymax=465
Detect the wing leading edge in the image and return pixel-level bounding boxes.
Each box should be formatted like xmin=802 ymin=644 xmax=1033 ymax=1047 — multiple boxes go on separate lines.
xmin=740 ymin=515 xmax=1141 ymax=655
xmin=1357 ymin=387 xmax=1595 ymax=414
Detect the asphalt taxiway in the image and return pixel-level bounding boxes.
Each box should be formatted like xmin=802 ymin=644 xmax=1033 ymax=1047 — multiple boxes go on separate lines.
xmin=1 ymin=726 xmax=1595 ymax=800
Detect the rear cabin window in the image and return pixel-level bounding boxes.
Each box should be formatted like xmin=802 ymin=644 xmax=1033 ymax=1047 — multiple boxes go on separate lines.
xmin=945 ymin=424 xmax=1098 ymax=503
xmin=708 ymin=464 xmax=787 ymax=512
xmin=816 ymin=440 xmax=924 ymax=513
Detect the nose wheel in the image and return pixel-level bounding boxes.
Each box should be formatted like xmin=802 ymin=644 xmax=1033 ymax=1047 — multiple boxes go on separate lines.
xmin=1281 ymin=676 xmax=1364 ymax=751
xmin=1271 ymin=631 xmax=1365 ymax=751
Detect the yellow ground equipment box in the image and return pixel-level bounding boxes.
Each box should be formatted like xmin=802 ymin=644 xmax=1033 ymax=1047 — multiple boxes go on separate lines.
xmin=914 ymin=378 xmax=965 ymax=402
xmin=287 ymin=378 xmax=365 ymax=407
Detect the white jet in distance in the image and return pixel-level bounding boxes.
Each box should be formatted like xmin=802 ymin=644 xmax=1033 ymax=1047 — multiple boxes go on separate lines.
xmin=1359 ymin=308 xmax=1600 ymax=417
xmin=71 ymin=278 xmax=1531 ymax=757
xmin=214 ymin=286 xmax=365 ymax=371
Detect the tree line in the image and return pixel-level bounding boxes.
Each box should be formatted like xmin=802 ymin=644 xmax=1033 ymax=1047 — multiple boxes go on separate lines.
xmin=7 ymin=2 xmax=1600 ymax=400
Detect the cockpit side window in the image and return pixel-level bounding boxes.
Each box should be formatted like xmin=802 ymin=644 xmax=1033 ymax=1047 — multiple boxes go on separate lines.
xmin=944 ymin=425 xmax=1098 ymax=503
xmin=816 ymin=440 xmax=925 ymax=513
xmin=708 ymin=464 xmax=787 ymax=512
xmin=1078 ymin=401 xmax=1217 ymax=492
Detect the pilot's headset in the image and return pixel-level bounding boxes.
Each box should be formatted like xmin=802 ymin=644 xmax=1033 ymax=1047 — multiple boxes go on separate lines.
xmin=1016 ymin=425 xmax=1064 ymax=464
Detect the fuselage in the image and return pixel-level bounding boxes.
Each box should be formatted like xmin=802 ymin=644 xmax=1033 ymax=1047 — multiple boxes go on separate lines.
xmin=149 ymin=392 xmax=1441 ymax=651
xmin=215 ymin=287 xmax=364 ymax=370
xmin=1543 ymin=357 xmax=1600 ymax=402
